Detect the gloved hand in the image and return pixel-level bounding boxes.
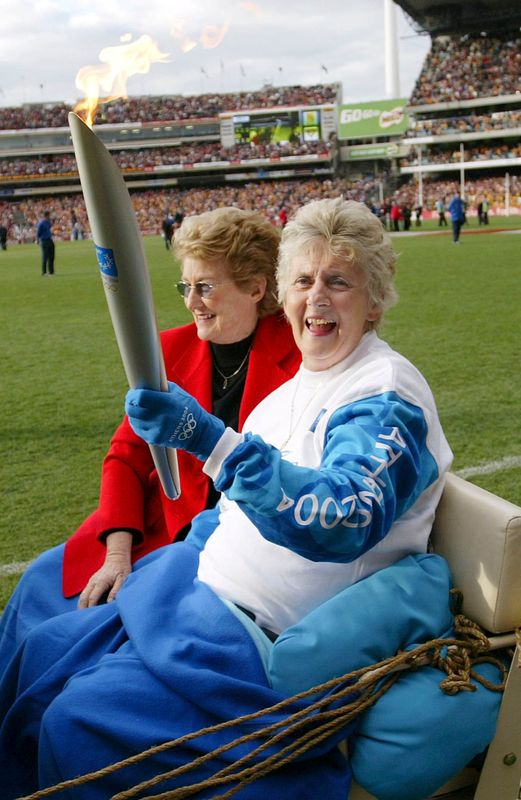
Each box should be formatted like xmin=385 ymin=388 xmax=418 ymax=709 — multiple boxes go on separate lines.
xmin=125 ymin=382 xmax=225 ymax=461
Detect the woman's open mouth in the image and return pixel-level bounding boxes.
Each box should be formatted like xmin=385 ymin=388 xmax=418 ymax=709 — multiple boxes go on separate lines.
xmin=306 ymin=317 xmax=336 ymax=335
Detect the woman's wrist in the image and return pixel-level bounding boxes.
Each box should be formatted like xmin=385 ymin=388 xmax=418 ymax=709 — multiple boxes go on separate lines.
xmin=105 ymin=530 xmax=134 ymax=555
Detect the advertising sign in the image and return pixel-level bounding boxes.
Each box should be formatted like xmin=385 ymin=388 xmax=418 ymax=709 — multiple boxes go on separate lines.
xmin=338 ymin=99 xmax=409 ymax=140
xmin=220 ymin=115 xmax=235 ymax=148
xmin=320 ymin=106 xmax=337 ymax=142
xmin=345 ymin=143 xmax=408 ymax=160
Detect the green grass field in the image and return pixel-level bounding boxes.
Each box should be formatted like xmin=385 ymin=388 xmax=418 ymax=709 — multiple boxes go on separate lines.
xmin=1 ymin=221 xmax=520 ymax=607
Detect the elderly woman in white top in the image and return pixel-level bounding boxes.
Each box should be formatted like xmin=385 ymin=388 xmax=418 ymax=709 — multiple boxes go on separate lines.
xmin=0 ymin=199 xmax=498 ymax=800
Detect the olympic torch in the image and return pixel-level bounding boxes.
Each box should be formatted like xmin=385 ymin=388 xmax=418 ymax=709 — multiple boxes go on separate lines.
xmin=69 ymin=111 xmax=180 ymax=499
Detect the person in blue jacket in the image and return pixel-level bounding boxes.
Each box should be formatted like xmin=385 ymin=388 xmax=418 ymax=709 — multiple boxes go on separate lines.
xmin=0 ymin=198 xmax=500 ymax=800
xmin=448 ymin=190 xmax=466 ymax=243
xmin=35 ymin=210 xmax=55 ymax=274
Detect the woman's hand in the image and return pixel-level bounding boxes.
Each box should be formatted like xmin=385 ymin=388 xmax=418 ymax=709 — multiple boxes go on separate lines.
xmin=125 ymin=381 xmax=225 ymax=460
xmin=77 ymin=530 xmax=133 ymax=608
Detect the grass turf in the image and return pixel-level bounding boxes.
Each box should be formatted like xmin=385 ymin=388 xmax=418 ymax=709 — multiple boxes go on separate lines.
xmin=1 ymin=223 xmax=520 ymax=606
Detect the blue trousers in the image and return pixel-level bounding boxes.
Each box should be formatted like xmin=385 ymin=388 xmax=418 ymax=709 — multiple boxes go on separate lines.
xmin=40 ymin=239 xmax=55 ymax=273
xmin=451 ymin=219 xmax=462 ymax=241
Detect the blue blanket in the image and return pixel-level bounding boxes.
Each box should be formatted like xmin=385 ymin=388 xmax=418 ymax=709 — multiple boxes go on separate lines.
xmin=0 ymin=543 xmax=351 ymax=799
xmin=0 ymin=544 xmax=503 ymax=800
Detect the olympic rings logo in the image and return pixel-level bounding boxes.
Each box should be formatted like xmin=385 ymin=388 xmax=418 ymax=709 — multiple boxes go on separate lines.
xmin=177 ymin=413 xmax=197 ymax=440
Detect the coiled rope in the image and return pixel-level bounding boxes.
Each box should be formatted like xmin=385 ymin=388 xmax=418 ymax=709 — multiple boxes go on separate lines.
xmin=17 ymin=593 xmax=509 ymax=800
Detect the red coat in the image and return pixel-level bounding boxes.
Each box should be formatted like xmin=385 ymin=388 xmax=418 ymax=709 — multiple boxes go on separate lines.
xmin=62 ymin=314 xmax=301 ymax=597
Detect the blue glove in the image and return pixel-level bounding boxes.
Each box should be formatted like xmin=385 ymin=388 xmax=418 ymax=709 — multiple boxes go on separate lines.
xmin=125 ymin=381 xmax=225 ymax=461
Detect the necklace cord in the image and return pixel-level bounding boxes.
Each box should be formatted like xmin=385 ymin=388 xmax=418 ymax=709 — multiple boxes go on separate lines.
xmin=280 ymin=375 xmax=325 ymax=450
xmin=213 ymin=346 xmax=252 ymax=389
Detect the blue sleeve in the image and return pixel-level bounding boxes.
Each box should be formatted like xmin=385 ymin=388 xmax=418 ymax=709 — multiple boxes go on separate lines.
xmin=214 ymin=392 xmax=439 ymax=562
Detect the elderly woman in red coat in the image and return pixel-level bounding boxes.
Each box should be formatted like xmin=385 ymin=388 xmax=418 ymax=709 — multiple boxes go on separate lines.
xmin=0 ymin=206 xmax=300 ymax=670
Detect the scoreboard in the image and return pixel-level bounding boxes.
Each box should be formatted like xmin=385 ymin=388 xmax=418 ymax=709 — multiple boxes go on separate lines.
xmin=219 ymin=106 xmax=337 ymax=148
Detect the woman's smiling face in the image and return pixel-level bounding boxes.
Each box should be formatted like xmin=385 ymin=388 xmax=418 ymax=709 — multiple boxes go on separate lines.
xmin=181 ymin=257 xmax=266 ymax=344
xmin=283 ymin=247 xmax=380 ymax=371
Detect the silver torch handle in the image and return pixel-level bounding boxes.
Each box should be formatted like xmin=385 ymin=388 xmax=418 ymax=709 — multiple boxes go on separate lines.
xmin=69 ymin=111 xmax=180 ymax=500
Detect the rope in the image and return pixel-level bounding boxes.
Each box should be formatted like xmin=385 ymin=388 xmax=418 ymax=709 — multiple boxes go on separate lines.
xmin=17 ymin=605 xmax=508 ymax=800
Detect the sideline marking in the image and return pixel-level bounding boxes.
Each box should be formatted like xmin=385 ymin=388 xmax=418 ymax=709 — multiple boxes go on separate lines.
xmin=390 ymin=227 xmax=521 ymax=239
xmin=455 ymin=455 xmax=521 ymax=479
xmin=0 ymin=560 xmax=32 ymax=576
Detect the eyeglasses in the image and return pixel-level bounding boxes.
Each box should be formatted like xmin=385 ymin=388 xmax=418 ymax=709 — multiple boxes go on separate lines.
xmin=176 ymin=281 xmax=231 ymax=299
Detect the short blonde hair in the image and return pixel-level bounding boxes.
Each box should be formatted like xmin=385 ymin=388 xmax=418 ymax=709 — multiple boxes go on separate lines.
xmin=276 ymin=197 xmax=398 ymax=329
xmin=173 ymin=207 xmax=281 ymax=318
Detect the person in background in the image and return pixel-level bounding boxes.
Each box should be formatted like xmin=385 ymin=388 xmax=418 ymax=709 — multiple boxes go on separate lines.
xmin=70 ymin=211 xmax=79 ymax=240
xmin=0 ymin=223 xmax=7 ymax=250
xmin=161 ymin=210 xmax=174 ymax=249
xmin=402 ymin=204 xmax=412 ymax=231
xmin=0 ymin=206 xmax=300 ymax=675
xmin=448 ymin=190 xmax=465 ymax=243
xmin=390 ymin=200 xmax=401 ymax=232
xmin=436 ymin=197 xmax=447 ymax=226
xmin=481 ymin=197 xmax=489 ymax=225
xmin=35 ymin=210 xmax=55 ymax=274
xmin=173 ymin=208 xmax=184 ymax=230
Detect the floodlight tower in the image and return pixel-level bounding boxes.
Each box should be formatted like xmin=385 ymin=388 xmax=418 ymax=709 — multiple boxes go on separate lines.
xmin=384 ymin=0 xmax=401 ymax=98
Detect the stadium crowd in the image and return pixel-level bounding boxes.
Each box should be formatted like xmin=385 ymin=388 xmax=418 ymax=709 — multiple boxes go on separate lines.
xmin=0 ymin=140 xmax=332 ymax=181
xmin=0 ymin=176 xmax=378 ymax=241
xmin=401 ymin=142 xmax=521 ymax=167
xmin=1 ymin=173 xmax=519 ymax=244
xmin=407 ymin=109 xmax=521 ymax=137
xmin=410 ymin=33 xmax=521 ymax=105
xmin=392 ymin=174 xmax=520 ymax=217
xmin=5 ymin=139 xmax=521 ymax=184
xmin=0 ymin=50 xmax=519 ymax=247
xmin=0 ymin=84 xmax=339 ymax=131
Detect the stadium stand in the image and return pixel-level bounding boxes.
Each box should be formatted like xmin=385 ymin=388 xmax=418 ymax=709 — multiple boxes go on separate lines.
xmin=0 ymin=141 xmax=332 ymax=184
xmin=398 ymin=31 xmax=521 ymax=219
xmin=389 ymin=0 xmax=521 ymax=220
xmin=409 ymin=33 xmax=521 ymax=106
xmin=0 ymin=177 xmax=373 ymax=241
xmin=0 ymin=2 xmax=520 ymax=243
xmin=0 ymin=85 xmax=339 ymax=130
xmin=0 ymin=83 xmax=343 ymax=240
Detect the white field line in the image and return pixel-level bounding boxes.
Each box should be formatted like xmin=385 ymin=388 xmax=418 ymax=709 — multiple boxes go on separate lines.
xmin=0 ymin=560 xmax=32 ymax=576
xmin=455 ymin=454 xmax=521 ymax=479
xmin=0 ymin=456 xmax=519 ymax=576
xmin=390 ymin=227 xmax=521 ymax=238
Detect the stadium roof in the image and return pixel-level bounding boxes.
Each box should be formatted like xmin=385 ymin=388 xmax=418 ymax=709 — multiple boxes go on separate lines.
xmin=394 ymin=0 xmax=521 ymax=36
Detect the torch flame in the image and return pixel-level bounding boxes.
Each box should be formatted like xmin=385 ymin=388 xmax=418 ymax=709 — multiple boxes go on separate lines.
xmin=170 ymin=19 xmax=198 ymax=54
xmin=74 ymin=34 xmax=170 ymax=128
xmin=181 ymin=39 xmax=198 ymax=53
xmin=170 ymin=16 xmax=230 ymax=52
xmin=200 ymin=22 xmax=230 ymax=49
xmin=240 ymin=2 xmax=262 ymax=17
